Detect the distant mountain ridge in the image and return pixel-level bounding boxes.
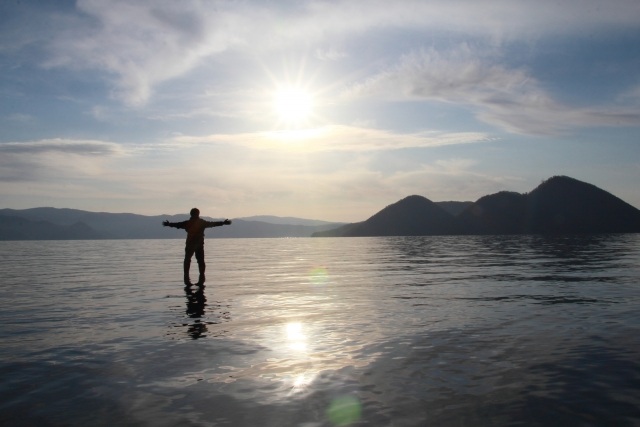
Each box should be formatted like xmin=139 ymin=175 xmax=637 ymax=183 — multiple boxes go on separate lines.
xmin=0 ymin=208 xmax=346 ymax=240
xmin=2 ymin=176 xmax=638 ymax=240
xmin=314 ymin=176 xmax=640 ymax=237
xmin=0 ymin=215 xmax=104 ymax=240
xmin=237 ymin=215 xmax=336 ymax=226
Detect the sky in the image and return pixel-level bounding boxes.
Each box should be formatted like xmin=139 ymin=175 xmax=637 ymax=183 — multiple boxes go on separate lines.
xmin=1 ymin=0 xmax=639 ymax=222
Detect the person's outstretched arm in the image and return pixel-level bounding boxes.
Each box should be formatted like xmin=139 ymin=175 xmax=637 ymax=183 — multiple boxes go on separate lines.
xmin=205 ymin=219 xmax=232 ymax=228
xmin=163 ymin=220 xmax=187 ymax=229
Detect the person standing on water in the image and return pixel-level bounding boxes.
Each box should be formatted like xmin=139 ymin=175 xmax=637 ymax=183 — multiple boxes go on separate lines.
xmin=163 ymin=208 xmax=231 ymax=286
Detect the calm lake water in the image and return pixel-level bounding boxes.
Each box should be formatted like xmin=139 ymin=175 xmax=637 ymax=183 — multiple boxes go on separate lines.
xmin=1 ymin=235 xmax=639 ymax=426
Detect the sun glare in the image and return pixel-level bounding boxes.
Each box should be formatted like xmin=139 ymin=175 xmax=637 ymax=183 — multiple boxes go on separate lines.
xmin=273 ymin=86 xmax=314 ymax=127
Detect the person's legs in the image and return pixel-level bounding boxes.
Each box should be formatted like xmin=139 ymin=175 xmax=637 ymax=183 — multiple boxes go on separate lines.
xmin=195 ymin=246 xmax=205 ymax=285
xmin=184 ymin=245 xmax=196 ymax=285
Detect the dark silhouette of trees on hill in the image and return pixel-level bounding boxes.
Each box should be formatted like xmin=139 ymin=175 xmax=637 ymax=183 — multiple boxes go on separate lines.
xmin=524 ymin=176 xmax=640 ymax=233
xmin=314 ymin=176 xmax=640 ymax=237
xmin=458 ymin=191 xmax=527 ymax=234
xmin=343 ymin=195 xmax=460 ymax=237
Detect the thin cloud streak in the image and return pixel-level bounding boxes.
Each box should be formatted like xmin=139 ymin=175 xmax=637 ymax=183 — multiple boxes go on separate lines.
xmin=0 ymin=141 xmax=123 ymax=184
xmin=0 ymin=139 xmax=124 ymax=156
xmin=172 ymin=125 xmax=492 ymax=152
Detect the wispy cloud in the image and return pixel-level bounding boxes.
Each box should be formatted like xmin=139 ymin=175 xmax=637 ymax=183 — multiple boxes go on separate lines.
xmin=345 ymin=47 xmax=640 ymax=135
xmin=3 ymin=113 xmax=35 ymax=123
xmin=0 ymin=139 xmax=124 ymax=155
xmin=302 ymin=0 xmax=640 ymax=38
xmin=315 ymin=47 xmax=348 ymax=61
xmin=0 ymin=139 xmax=125 ymax=184
xmin=172 ymin=124 xmax=491 ymax=152
xmin=37 ymin=0 xmax=640 ymax=108
xmin=44 ymin=0 xmax=243 ymax=106
xmin=385 ymin=159 xmax=523 ymax=202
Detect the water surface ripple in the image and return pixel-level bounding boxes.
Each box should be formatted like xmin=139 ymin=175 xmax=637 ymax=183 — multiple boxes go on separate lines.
xmin=0 ymin=235 xmax=639 ymax=426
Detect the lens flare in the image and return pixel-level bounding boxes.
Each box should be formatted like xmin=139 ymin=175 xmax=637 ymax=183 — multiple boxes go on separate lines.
xmin=310 ymin=267 xmax=329 ymax=286
xmin=326 ymin=395 xmax=362 ymax=426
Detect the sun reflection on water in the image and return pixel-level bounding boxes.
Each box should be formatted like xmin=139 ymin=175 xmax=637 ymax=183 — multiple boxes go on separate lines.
xmin=202 ymin=252 xmax=379 ymax=413
xmin=286 ymin=322 xmax=308 ymax=352
xmin=289 ymin=371 xmax=317 ymax=396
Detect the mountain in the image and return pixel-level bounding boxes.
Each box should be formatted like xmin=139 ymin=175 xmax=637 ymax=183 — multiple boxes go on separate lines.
xmin=525 ymin=176 xmax=640 ymax=233
xmin=459 ymin=176 xmax=640 ymax=234
xmin=314 ymin=176 xmax=640 ymax=237
xmin=457 ymin=191 xmax=528 ymax=234
xmin=0 ymin=215 xmax=104 ymax=240
xmin=3 ymin=176 xmax=639 ymax=240
xmin=0 ymin=208 xmax=178 ymax=239
xmin=435 ymin=201 xmax=474 ymax=216
xmin=314 ymin=195 xmax=460 ymax=237
xmin=0 ymin=208 xmax=346 ymax=240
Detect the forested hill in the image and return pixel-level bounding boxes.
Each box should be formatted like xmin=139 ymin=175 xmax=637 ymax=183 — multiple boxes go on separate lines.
xmin=313 ymin=176 xmax=640 ymax=237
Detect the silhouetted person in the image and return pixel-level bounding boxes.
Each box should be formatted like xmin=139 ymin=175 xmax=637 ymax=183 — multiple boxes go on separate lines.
xmin=163 ymin=208 xmax=231 ymax=286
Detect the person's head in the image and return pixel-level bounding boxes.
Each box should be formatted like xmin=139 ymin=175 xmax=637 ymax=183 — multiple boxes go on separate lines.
xmin=190 ymin=208 xmax=200 ymax=218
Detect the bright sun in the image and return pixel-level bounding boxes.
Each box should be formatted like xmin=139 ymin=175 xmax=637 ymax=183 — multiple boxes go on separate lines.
xmin=273 ymin=86 xmax=314 ymax=126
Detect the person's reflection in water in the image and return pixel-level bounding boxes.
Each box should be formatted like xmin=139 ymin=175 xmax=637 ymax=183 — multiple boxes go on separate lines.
xmin=185 ymin=285 xmax=207 ymax=339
